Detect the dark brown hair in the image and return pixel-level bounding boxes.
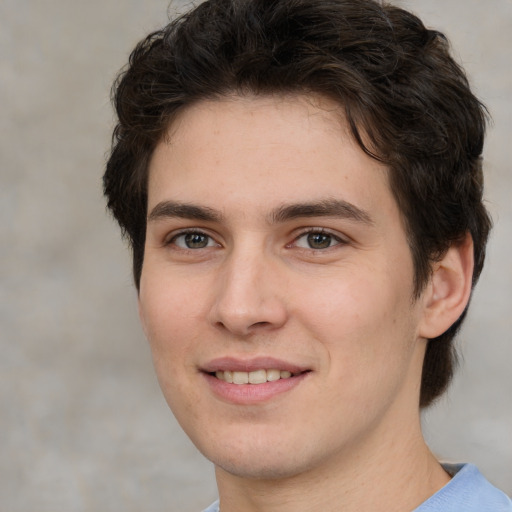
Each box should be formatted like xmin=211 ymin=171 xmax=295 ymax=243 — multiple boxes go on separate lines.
xmin=104 ymin=0 xmax=491 ymax=407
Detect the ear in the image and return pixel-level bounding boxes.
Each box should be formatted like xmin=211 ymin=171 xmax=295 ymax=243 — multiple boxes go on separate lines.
xmin=418 ymin=233 xmax=474 ymax=339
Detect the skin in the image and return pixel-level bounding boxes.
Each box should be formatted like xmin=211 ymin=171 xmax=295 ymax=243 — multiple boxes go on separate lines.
xmin=138 ymin=94 xmax=473 ymax=512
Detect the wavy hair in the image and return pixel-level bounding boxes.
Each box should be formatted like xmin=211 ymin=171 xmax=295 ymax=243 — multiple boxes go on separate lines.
xmin=104 ymin=0 xmax=491 ymax=407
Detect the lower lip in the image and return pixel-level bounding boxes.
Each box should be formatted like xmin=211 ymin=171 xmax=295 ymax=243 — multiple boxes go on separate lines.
xmin=203 ymin=372 xmax=309 ymax=404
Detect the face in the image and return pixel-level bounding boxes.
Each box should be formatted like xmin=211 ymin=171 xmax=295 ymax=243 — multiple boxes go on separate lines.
xmin=139 ymin=95 xmax=428 ymax=480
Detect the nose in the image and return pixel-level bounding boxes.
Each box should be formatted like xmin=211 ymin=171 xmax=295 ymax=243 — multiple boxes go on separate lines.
xmin=208 ymin=248 xmax=288 ymax=337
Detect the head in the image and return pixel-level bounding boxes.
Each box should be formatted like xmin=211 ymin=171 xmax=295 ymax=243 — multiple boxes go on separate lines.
xmin=104 ymin=0 xmax=491 ymax=409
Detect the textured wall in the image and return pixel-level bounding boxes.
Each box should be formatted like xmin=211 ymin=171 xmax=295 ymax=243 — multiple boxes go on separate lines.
xmin=1 ymin=1 xmax=510 ymax=510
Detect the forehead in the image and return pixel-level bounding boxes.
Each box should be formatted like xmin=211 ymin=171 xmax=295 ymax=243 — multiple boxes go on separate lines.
xmin=147 ymin=94 xmax=394 ymax=222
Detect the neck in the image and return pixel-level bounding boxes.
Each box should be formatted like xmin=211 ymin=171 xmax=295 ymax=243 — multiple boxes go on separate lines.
xmin=214 ymin=407 xmax=450 ymax=512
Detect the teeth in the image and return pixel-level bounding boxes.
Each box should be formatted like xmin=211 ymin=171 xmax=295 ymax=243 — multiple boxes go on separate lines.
xmin=266 ymin=369 xmax=281 ymax=382
xmin=248 ymin=369 xmax=267 ymax=384
xmin=232 ymin=371 xmax=249 ymax=384
xmin=214 ymin=369 xmax=297 ymax=384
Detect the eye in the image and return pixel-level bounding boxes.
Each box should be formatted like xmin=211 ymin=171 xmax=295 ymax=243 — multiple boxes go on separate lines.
xmin=294 ymin=230 xmax=344 ymax=250
xmin=170 ymin=231 xmax=218 ymax=249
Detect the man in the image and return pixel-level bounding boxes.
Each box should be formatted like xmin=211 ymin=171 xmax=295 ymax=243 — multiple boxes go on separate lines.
xmin=103 ymin=0 xmax=511 ymax=510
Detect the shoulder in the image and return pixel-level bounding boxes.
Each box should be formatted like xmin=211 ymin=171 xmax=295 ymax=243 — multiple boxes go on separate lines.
xmin=415 ymin=463 xmax=512 ymax=512
xmin=201 ymin=500 xmax=219 ymax=512
xmin=201 ymin=466 xmax=511 ymax=512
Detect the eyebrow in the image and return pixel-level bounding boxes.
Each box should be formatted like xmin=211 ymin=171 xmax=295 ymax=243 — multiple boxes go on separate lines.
xmin=147 ymin=199 xmax=373 ymax=226
xmin=270 ymin=199 xmax=374 ymax=225
xmin=148 ymin=201 xmax=223 ymax=223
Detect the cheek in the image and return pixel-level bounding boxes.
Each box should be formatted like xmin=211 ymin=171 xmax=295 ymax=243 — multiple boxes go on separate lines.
xmin=140 ymin=268 xmax=201 ymax=332
xmin=301 ymin=267 xmax=417 ymax=368
xmin=138 ymin=273 xmax=203 ymax=372
xmin=305 ymin=276 xmax=420 ymax=422
xmin=139 ymin=281 xmax=203 ymax=412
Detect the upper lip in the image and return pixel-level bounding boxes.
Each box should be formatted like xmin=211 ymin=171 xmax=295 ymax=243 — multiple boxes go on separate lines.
xmin=201 ymin=356 xmax=310 ymax=374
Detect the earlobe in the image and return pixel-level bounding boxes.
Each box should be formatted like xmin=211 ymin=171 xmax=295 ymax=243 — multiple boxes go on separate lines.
xmin=418 ymin=234 xmax=474 ymax=339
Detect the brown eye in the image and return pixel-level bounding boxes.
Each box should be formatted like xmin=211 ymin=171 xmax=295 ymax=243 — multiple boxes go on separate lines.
xmin=172 ymin=231 xmax=215 ymax=249
xmin=185 ymin=233 xmax=209 ymax=248
xmin=294 ymin=230 xmax=344 ymax=250
xmin=307 ymin=232 xmax=333 ymax=249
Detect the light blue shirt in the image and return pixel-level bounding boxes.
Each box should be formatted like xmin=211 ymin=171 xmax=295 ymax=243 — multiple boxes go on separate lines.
xmin=201 ymin=464 xmax=512 ymax=512
xmin=414 ymin=463 xmax=511 ymax=511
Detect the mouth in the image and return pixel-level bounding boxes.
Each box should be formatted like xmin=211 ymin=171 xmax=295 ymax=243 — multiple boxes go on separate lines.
xmin=212 ymin=369 xmax=302 ymax=384
xmin=201 ymin=357 xmax=311 ymax=403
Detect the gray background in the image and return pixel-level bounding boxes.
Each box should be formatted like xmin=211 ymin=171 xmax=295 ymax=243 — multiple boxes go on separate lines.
xmin=1 ymin=1 xmax=511 ymax=510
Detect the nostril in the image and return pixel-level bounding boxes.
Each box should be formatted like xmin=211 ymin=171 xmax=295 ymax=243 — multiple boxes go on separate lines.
xmin=209 ymin=291 xmax=288 ymax=335
xmin=251 ymin=321 xmax=271 ymax=328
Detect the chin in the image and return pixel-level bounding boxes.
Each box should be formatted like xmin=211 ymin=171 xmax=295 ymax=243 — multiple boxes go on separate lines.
xmin=212 ymin=452 xmax=312 ymax=481
xmin=195 ymin=430 xmax=325 ymax=481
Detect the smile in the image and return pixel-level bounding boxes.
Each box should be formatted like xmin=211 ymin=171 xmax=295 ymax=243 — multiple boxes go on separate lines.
xmin=214 ymin=369 xmax=295 ymax=384
xmin=202 ymin=357 xmax=310 ymax=402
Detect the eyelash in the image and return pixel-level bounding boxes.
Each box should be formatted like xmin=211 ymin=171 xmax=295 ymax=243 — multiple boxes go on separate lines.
xmin=291 ymin=228 xmax=346 ymax=250
xmin=166 ymin=228 xmax=346 ymax=251
xmin=166 ymin=229 xmax=219 ymax=250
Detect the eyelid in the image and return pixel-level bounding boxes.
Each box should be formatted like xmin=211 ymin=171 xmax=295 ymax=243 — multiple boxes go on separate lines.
xmin=162 ymin=226 xmax=348 ymax=250
xmin=289 ymin=227 xmax=348 ymax=249
xmin=165 ymin=228 xmax=220 ymax=249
